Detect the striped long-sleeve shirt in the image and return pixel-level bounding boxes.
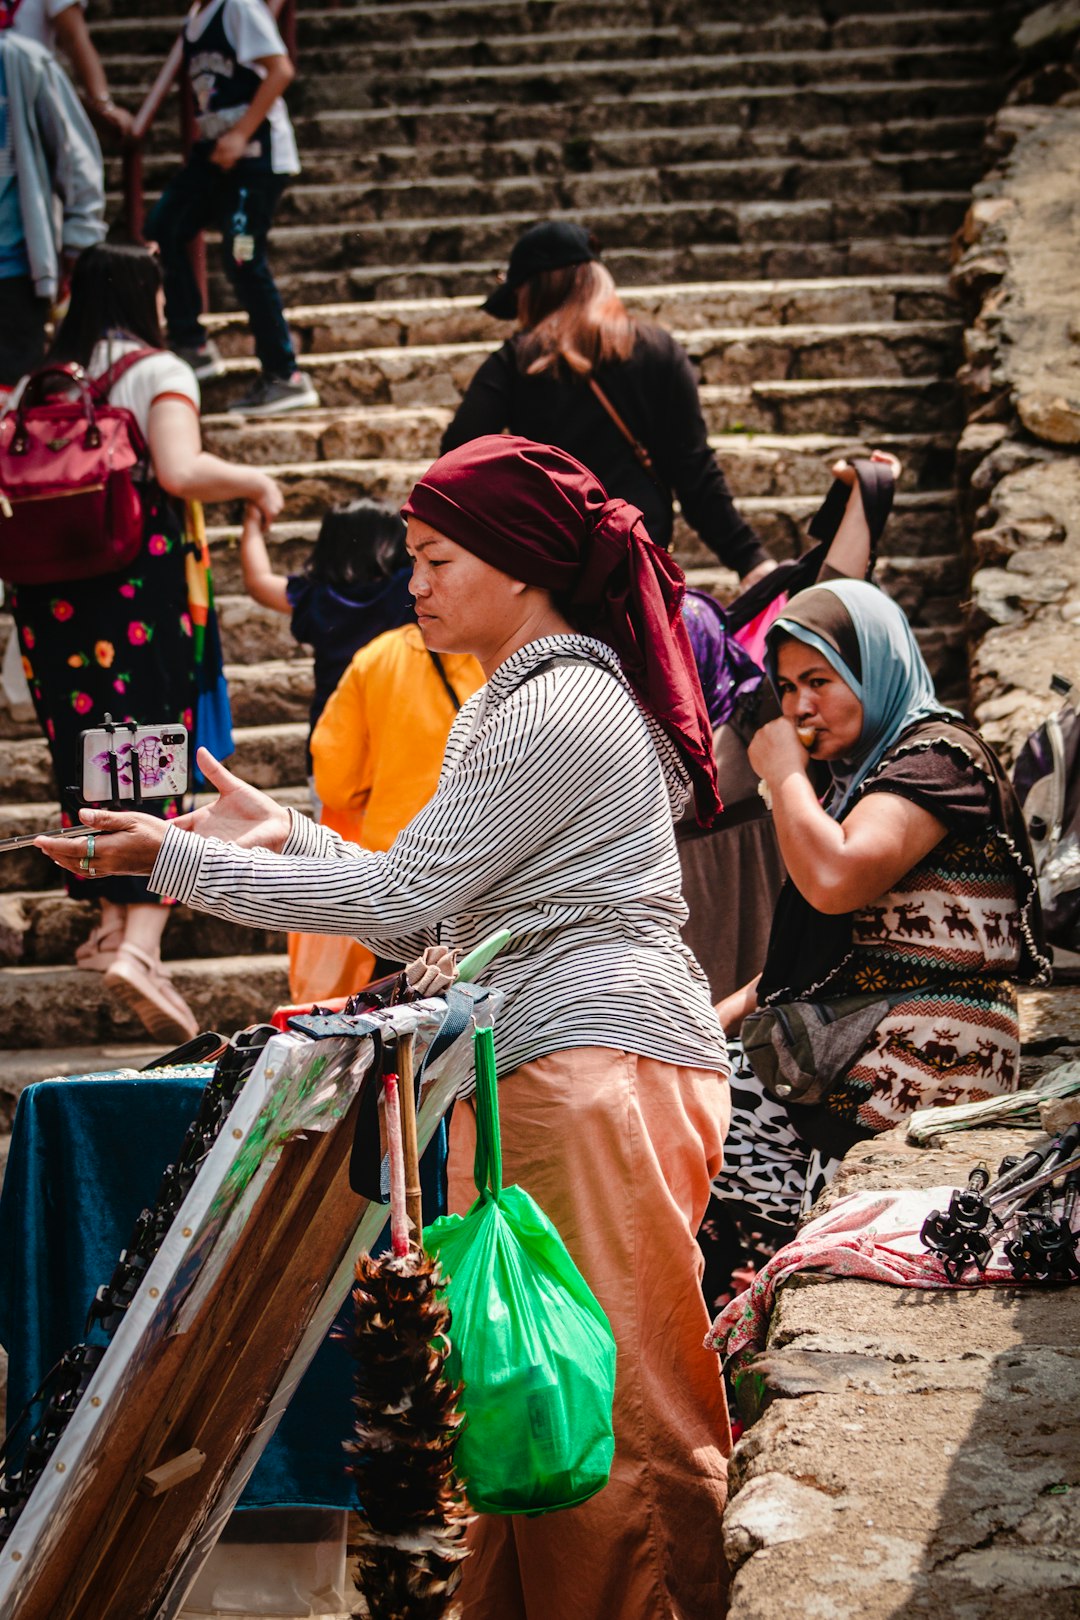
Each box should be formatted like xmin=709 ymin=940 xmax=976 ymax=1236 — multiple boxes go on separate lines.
xmin=150 ymin=634 xmax=729 ymax=1079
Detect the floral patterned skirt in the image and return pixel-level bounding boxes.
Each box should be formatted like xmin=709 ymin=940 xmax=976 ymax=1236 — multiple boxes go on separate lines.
xmin=10 ymin=487 xmax=198 ymax=905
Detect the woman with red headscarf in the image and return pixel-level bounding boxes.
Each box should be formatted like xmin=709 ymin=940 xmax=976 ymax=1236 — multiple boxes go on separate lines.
xmin=39 ymin=436 xmax=732 ymax=1620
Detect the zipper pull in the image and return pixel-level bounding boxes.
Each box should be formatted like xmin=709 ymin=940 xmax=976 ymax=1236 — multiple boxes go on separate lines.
xmin=0 ymin=491 xmax=13 ymax=520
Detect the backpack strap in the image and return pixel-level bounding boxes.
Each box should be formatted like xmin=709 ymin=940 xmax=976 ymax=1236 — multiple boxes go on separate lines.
xmin=89 ymin=346 xmax=161 ymax=400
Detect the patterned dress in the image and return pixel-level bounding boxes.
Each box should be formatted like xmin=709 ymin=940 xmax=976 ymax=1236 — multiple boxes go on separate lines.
xmin=10 ymin=483 xmax=197 ymax=905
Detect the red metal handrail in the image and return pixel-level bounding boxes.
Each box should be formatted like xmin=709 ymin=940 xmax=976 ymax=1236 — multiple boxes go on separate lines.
xmin=122 ymin=0 xmax=296 ymax=309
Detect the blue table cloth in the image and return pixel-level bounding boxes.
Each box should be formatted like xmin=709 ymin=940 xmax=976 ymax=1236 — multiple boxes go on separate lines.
xmin=0 ymin=1069 xmax=445 ymax=1509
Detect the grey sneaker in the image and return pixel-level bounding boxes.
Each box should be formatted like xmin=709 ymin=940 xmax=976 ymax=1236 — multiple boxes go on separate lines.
xmin=171 ymin=338 xmax=226 ymax=380
xmin=227 ymin=370 xmax=321 ymax=417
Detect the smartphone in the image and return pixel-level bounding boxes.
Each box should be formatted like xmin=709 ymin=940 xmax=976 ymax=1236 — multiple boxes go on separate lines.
xmin=0 ymin=721 xmax=190 ymax=854
xmin=80 ymin=722 xmax=189 ymax=804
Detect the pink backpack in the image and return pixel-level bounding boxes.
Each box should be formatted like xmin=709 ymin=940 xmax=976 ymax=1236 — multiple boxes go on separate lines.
xmin=0 ymin=351 xmax=154 ymax=587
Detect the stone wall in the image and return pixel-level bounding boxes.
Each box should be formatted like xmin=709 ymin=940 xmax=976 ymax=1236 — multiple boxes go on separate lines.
xmin=953 ymin=3 xmax=1080 ymax=763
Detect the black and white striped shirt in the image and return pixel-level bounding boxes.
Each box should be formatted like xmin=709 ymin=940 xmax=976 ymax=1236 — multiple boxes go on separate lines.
xmin=150 ymin=634 xmax=728 ymax=1078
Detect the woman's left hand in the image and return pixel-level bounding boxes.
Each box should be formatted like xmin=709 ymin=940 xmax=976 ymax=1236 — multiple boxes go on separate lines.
xmin=36 ymin=808 xmax=168 ymax=879
xmin=748 ymin=717 xmax=811 ymax=786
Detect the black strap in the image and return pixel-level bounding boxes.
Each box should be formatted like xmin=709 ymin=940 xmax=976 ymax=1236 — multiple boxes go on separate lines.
xmin=427 ymin=649 xmax=463 ymax=713
xmin=725 ymin=459 xmax=894 ymax=636
xmin=347 ymin=988 xmax=484 ymax=1202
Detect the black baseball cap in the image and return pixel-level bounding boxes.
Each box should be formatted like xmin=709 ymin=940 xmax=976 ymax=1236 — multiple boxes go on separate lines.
xmin=481 ymin=220 xmax=600 ymax=320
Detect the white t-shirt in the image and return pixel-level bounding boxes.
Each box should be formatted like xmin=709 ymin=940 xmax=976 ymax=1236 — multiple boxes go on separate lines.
xmin=88 ymin=338 xmax=200 ymax=443
xmin=10 ymin=0 xmax=83 ymax=53
xmin=184 ymin=0 xmax=300 ymax=176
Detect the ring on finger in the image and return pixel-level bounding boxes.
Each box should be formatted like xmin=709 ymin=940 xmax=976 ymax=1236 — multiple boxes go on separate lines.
xmin=88 ymin=864 xmax=96 ymax=878
xmin=86 ymin=833 xmax=96 ymax=860
xmin=79 ymin=855 xmax=90 ymax=872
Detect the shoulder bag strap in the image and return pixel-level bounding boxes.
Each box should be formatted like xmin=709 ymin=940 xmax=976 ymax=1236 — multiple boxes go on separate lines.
xmin=587 ymin=375 xmax=667 ymax=492
xmin=427 ymin=648 xmax=463 ymax=713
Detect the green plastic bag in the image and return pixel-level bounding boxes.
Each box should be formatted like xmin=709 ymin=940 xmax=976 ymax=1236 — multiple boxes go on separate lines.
xmin=423 ymin=1025 xmax=616 ymax=1516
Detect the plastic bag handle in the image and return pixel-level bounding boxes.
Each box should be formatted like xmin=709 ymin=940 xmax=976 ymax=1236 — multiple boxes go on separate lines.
xmin=471 ymin=1024 xmax=502 ymax=1198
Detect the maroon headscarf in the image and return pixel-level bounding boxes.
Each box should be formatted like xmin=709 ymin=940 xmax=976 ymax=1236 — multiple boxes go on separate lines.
xmin=402 ymin=435 xmax=721 ymax=824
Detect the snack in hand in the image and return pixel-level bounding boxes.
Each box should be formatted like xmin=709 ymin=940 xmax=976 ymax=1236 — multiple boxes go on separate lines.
xmin=796 ymin=726 xmax=817 ymax=749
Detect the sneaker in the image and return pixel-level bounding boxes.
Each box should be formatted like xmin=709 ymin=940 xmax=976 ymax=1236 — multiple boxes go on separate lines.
xmin=170 ymin=338 xmax=226 ymax=380
xmin=227 ymin=370 xmax=321 ymax=417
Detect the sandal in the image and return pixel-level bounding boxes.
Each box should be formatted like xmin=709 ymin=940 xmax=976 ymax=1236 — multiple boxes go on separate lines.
xmin=75 ymin=923 xmax=124 ymax=973
xmin=104 ymin=942 xmax=200 ymax=1044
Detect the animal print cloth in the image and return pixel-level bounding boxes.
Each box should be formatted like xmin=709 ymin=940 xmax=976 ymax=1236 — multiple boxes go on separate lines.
xmin=822 ymin=814 xmax=1022 ymax=1134
xmin=715 ymin=1045 xmax=840 ymax=1237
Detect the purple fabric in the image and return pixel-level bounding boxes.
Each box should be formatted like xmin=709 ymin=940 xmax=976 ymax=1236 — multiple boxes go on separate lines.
xmin=680 ymin=589 xmax=764 ymax=730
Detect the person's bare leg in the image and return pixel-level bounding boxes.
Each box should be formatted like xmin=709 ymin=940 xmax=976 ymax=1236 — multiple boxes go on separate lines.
xmin=106 ymin=903 xmax=199 ymax=1042
xmin=121 ymin=902 xmax=170 ymax=962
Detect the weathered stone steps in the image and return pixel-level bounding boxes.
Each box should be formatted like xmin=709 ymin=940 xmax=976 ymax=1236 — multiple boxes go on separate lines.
xmin=89 ymin=8 xmax=1004 ymax=58
xmin=104 ymin=116 xmax=991 ymax=194
xmin=129 ymin=80 xmax=1001 ymax=158
xmin=211 ymin=240 xmax=955 ymax=307
xmin=196 ymin=422 xmax=958 ymax=494
xmin=197 ymin=474 xmax=959 ymax=558
xmin=197 ymin=197 xmax=969 ymax=280
xmin=120 ymin=152 xmax=983 ymax=229
xmin=0 ymin=956 xmax=290 ymax=1049
xmin=198 ymin=323 xmax=961 ymax=413
xmin=108 ymin=41 xmax=1003 ymax=108
xmin=200 ymin=277 xmax=956 ymax=356
xmin=0 ymin=720 xmax=308 ymax=805
xmin=0 ymin=890 xmax=285 ymax=967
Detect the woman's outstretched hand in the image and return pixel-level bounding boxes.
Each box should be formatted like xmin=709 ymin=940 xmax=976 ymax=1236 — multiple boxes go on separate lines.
xmin=172 ymin=749 xmax=293 ymax=853
xmin=36 ymin=809 xmax=169 ymax=878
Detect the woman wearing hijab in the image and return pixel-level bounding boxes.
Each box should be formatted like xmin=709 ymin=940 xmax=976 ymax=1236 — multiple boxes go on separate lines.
xmin=38 ymin=435 xmax=732 ymax=1620
xmin=713 ymin=577 xmax=1050 ymax=1258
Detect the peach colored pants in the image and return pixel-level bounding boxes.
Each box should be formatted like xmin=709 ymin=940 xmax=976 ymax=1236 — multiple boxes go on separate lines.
xmin=448 ymin=1047 xmax=731 ymax=1620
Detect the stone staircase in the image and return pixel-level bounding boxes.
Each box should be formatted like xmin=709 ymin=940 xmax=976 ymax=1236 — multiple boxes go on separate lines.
xmin=0 ymin=0 xmax=1024 ymax=1093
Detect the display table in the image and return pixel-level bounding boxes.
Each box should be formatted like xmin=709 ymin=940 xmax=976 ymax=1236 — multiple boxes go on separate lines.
xmin=0 ymin=1065 xmax=445 ymax=1510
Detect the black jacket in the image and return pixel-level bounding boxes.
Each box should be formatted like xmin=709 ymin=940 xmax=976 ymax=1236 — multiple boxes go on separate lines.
xmin=440 ymin=324 xmax=766 ymax=578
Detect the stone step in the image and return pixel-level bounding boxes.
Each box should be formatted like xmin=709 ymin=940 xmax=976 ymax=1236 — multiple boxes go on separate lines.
xmin=199 ymin=196 xmax=969 ymax=280
xmin=125 ymin=150 xmax=984 ymax=231
xmin=90 ymin=0 xmax=1002 ymax=24
xmin=108 ymin=43 xmax=1004 ymax=108
xmin=198 ymin=320 xmax=962 ymax=414
xmin=0 ymin=1046 xmax=166 ymax=1125
xmin=700 ymin=375 xmax=962 ymax=435
xmin=89 ymin=7 xmax=1006 ymax=58
xmin=230 ymin=155 xmax=986 ymax=232
xmin=105 ymin=115 xmax=992 ymax=194
xmin=200 ymin=275 xmax=956 ymax=359
xmin=0 ymin=718 xmax=309 ymax=804
xmin=198 ymin=419 xmax=957 ymax=497
xmin=121 ymin=77 xmax=1002 ymax=159
xmin=0 ymin=955 xmax=290 ymax=1049
xmin=204 ymin=469 xmax=959 ymax=561
xmin=211 ymin=238 xmax=955 ymax=306
xmin=0 ymin=648 xmax=309 ymax=741
xmin=0 ymin=889 xmax=285 ymax=968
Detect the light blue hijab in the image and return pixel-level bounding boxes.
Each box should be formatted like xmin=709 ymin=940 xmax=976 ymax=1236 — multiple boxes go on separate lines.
xmin=764 ymin=579 xmax=951 ymax=817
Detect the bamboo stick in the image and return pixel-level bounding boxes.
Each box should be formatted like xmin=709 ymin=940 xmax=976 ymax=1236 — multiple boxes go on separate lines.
xmin=396 ymin=1033 xmax=423 ymax=1246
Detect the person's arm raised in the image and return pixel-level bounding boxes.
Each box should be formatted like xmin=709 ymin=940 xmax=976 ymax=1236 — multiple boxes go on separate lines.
xmin=147 ymin=398 xmax=284 ymax=527
xmin=749 ymin=718 xmax=946 ymax=915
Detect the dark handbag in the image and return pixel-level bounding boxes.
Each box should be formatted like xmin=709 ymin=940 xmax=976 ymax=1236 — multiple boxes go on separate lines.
xmin=0 ymin=353 xmax=153 ymax=586
xmin=742 ymin=991 xmax=907 ymax=1106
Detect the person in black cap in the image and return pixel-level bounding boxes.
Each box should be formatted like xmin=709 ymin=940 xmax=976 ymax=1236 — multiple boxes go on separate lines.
xmin=442 ymin=218 xmax=776 ymax=586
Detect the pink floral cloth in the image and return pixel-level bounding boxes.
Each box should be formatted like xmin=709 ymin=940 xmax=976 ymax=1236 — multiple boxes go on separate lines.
xmin=705 ymin=1184 xmax=1077 ymax=1376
